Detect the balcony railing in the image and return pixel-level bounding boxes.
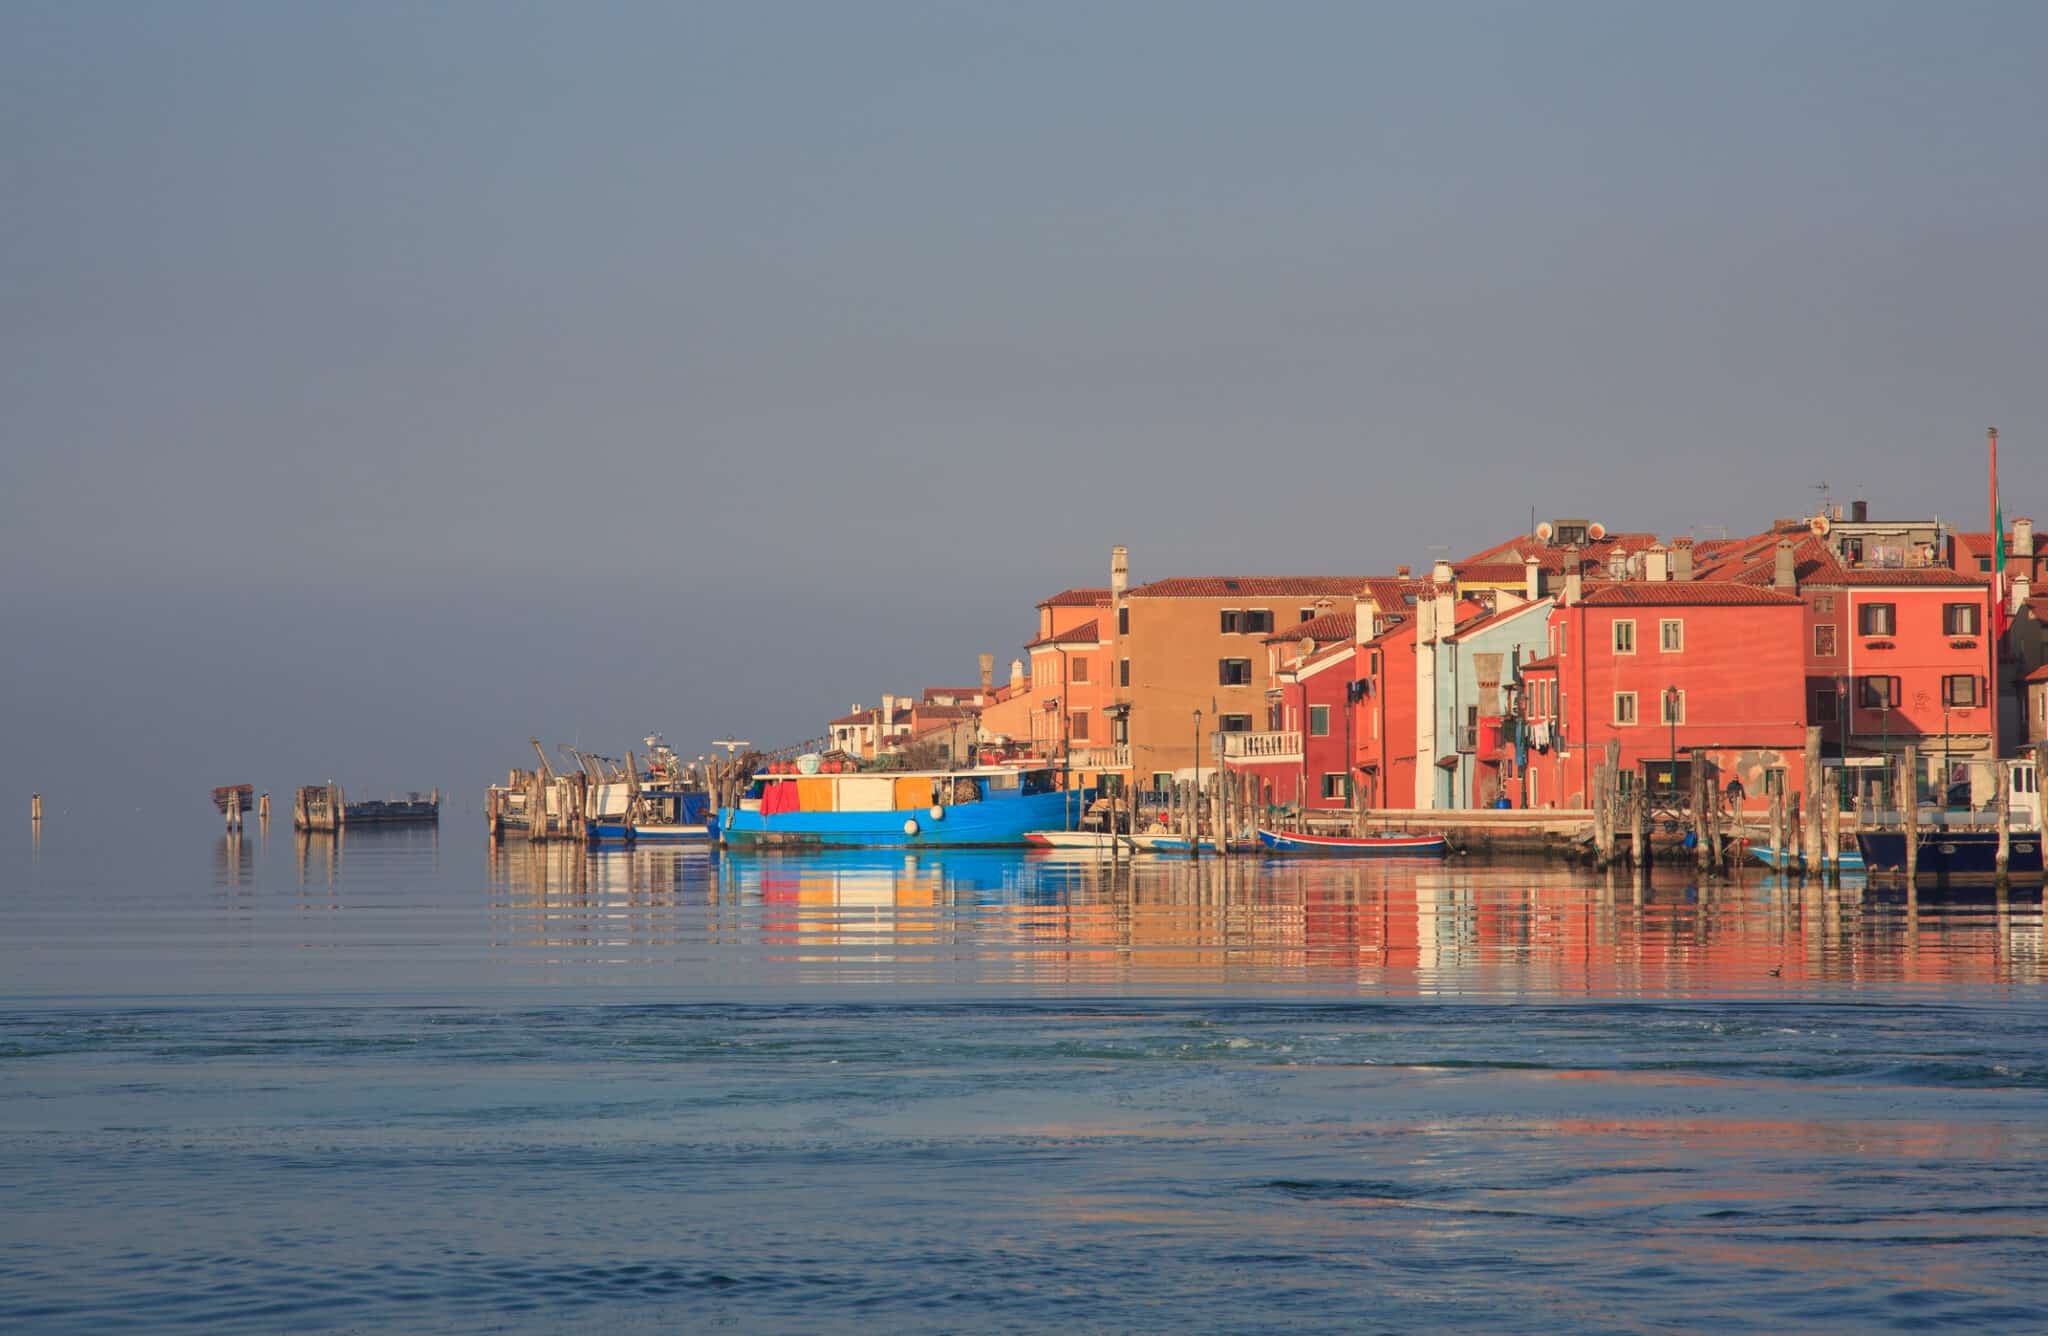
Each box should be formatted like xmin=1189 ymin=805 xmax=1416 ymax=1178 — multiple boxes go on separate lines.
xmin=1215 ymin=730 xmax=1303 ymax=761
xmin=1066 ymin=744 xmax=1132 ymax=770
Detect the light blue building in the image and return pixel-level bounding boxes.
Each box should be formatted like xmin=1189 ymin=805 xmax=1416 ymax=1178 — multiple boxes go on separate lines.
xmin=1430 ymin=598 xmax=1553 ymax=808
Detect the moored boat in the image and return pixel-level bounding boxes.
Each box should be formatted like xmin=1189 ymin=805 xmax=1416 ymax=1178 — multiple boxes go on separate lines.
xmin=1748 ymin=844 xmax=1866 ymax=873
xmin=586 ymin=735 xmax=717 ymax=843
xmin=723 ymin=765 xmax=1085 ymax=849
xmin=1257 ymin=828 xmax=1449 ymax=857
xmin=1857 ymin=828 xmax=2044 ymax=879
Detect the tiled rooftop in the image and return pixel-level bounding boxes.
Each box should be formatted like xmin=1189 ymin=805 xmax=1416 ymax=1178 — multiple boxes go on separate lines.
xmin=1128 ymin=576 xmax=1367 ymax=598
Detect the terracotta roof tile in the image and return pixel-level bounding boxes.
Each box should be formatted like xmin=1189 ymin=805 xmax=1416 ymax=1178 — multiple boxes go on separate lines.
xmin=1025 ymin=618 xmax=1102 ymax=648
xmin=1263 ymin=610 xmax=1356 ymax=644
xmin=2023 ymin=663 xmax=2048 ymax=685
xmin=1577 ymin=581 xmax=1804 ymax=607
xmin=1040 ymin=587 xmax=1113 ymax=607
xmin=1127 ymin=576 xmax=1367 ymax=598
xmin=1444 ymin=597 xmax=1551 ymax=640
xmin=1518 ymin=655 xmax=1559 ymax=672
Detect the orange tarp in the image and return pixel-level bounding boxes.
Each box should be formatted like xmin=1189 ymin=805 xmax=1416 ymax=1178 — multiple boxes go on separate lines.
xmin=896 ymin=776 xmax=934 ymax=810
xmin=795 ymin=778 xmax=836 ymax=813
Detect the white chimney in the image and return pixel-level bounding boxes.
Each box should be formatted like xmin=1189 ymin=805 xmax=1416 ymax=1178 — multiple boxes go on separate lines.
xmin=2016 ymin=518 xmax=2035 ymax=559
xmin=1564 ymin=570 xmax=1583 ymax=606
xmin=1773 ymin=540 xmax=1797 ymax=590
xmin=1431 ymin=558 xmax=1455 ymax=585
xmin=978 ymin=653 xmax=994 ymax=693
xmin=1111 ymin=544 xmax=1129 ymax=597
xmin=1671 ymin=542 xmax=1694 ymax=582
xmin=1645 ymin=545 xmax=1669 ymax=582
xmin=1525 ymin=556 xmax=1543 ymax=602
xmin=1009 ymin=658 xmax=1026 ymax=690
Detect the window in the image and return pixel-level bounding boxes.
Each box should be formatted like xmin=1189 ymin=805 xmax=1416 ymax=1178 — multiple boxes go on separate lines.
xmin=1659 ymin=619 xmax=1683 ymax=653
xmin=1858 ymin=675 xmax=1900 ymax=708
xmin=1068 ymin=710 xmax=1090 ymax=741
xmin=1613 ymin=619 xmax=1636 ymax=654
xmin=1070 ymin=657 xmax=1089 ymax=684
xmin=1242 ymin=609 xmax=1274 ymax=634
xmin=1812 ymin=595 xmax=1835 ymax=614
xmin=1943 ymin=675 xmax=1982 ymax=708
xmin=1858 ymin=602 xmax=1896 ymax=636
xmin=1660 ymin=689 xmax=1685 ymax=725
xmin=1815 ymin=624 xmax=1838 ymax=657
xmin=1979 ymin=556 xmax=1993 ymax=573
xmin=1944 ymin=603 xmax=1982 ymax=636
xmin=1613 ymin=691 xmax=1638 ymax=725
xmin=1119 ymin=658 xmax=1130 ymax=688
xmin=1217 ymin=714 xmax=1253 ymax=732
xmin=1816 ymin=687 xmax=1839 ymax=724
xmin=1309 ymin=705 xmax=1330 ymax=737
xmin=1219 ymin=610 xmax=1241 ymax=634
xmin=1300 ymin=607 xmax=1317 ymax=623
xmin=1219 ymin=658 xmax=1252 ymax=686
xmin=1320 ymin=773 xmax=1351 ymax=800
xmin=1842 ymin=536 xmax=1864 ymax=563
xmin=1152 ymin=772 xmax=1173 ymax=794
xmin=1117 ymin=607 xmax=1129 ymax=636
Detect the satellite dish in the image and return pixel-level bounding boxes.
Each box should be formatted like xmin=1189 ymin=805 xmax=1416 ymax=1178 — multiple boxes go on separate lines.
xmin=1534 ymin=521 xmax=1554 ymax=543
xmin=1298 ymin=635 xmax=1316 ymax=658
xmin=1587 ymin=521 xmax=1608 ymax=542
xmin=1809 ymin=514 xmax=1831 ymax=536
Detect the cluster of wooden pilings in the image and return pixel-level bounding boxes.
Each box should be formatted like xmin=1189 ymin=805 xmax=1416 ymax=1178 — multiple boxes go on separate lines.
xmin=485 ymin=752 xmax=754 ymax=845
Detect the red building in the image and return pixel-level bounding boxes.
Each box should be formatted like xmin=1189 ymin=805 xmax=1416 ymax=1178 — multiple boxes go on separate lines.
xmin=1540 ymin=575 xmax=1810 ymax=807
xmin=1352 ymin=612 xmax=1421 ymax=811
xmin=1223 ymin=611 xmax=1359 ymax=811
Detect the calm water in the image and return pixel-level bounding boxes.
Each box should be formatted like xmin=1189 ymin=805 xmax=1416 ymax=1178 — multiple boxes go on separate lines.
xmin=4 ymin=820 xmax=2046 ymax=1332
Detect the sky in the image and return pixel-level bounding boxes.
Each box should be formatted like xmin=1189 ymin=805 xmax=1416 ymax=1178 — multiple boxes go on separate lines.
xmin=5 ymin=1 xmax=2048 ymax=808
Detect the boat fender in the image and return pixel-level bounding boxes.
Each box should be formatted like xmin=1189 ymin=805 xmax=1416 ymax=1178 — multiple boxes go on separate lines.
xmin=903 ymin=818 xmax=920 ymax=836
xmin=929 ymin=805 xmax=945 ymax=821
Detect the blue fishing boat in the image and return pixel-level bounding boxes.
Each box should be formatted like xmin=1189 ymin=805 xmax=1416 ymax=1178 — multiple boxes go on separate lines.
xmin=585 ymin=735 xmax=718 ymax=844
xmin=1857 ymin=828 xmax=2043 ymax=878
xmin=1257 ymin=828 xmax=1448 ymax=857
xmin=1748 ymin=844 xmax=1866 ymax=873
xmin=722 ymin=765 xmax=1086 ymax=849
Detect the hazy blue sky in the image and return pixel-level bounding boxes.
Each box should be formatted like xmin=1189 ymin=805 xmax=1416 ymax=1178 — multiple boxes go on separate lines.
xmin=6 ymin=2 xmax=2047 ymax=806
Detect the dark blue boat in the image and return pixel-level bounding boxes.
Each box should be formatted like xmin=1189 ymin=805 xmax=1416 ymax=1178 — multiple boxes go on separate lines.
xmin=1857 ymin=828 xmax=2043 ymax=878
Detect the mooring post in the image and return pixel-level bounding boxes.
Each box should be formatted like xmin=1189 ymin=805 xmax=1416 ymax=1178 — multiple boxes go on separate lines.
xmin=1996 ymin=760 xmax=2011 ymax=883
xmin=1902 ymin=745 xmax=1919 ymax=886
xmin=258 ymin=792 xmax=271 ymax=824
xmin=1630 ymin=787 xmax=1648 ymax=878
xmin=1767 ymin=773 xmax=1782 ymax=867
xmin=1822 ymin=780 xmax=1841 ymax=884
xmin=31 ymin=793 xmax=42 ymax=825
xmin=1801 ymin=726 xmax=1822 ymax=878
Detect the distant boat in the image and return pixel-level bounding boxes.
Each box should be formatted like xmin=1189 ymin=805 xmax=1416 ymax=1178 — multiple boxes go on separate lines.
xmin=723 ymin=766 xmax=1083 ymax=849
xmin=1127 ymin=832 xmax=1256 ymax=855
xmin=293 ymin=783 xmax=438 ymax=831
xmin=585 ymin=736 xmax=717 ymax=844
xmin=1257 ymin=828 xmax=1448 ymax=857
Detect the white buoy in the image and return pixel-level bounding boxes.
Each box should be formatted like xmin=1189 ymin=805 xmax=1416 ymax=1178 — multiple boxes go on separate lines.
xmin=903 ymin=818 xmax=920 ymax=836
xmin=929 ymin=805 xmax=945 ymax=821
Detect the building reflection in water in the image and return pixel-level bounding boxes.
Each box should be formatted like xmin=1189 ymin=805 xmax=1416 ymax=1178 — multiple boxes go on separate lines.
xmin=482 ymin=847 xmax=2043 ymax=993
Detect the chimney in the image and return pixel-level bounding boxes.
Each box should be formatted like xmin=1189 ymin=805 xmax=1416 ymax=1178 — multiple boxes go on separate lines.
xmin=1110 ymin=544 xmax=1129 ymax=599
xmin=1416 ymin=593 xmax=1438 ymax=643
xmin=1395 ymin=565 xmax=1411 ymax=578
xmin=1671 ymin=541 xmax=1694 ymax=582
xmin=2016 ymin=517 xmax=2035 ymax=559
xmin=978 ymin=653 xmax=994 ymax=693
xmin=1773 ymin=540 xmax=1796 ymax=590
xmin=1524 ymin=556 xmax=1543 ymax=601
xmin=1851 ymin=499 xmax=1869 ymax=523
xmin=1434 ymin=579 xmax=1455 ymax=637
xmin=1644 ymin=545 xmax=1669 ymax=582
xmin=1564 ymin=570 xmax=1583 ymax=606
xmin=1009 ymin=658 xmax=1025 ymax=690
xmin=2015 ymin=572 xmax=2032 ymax=614
xmin=1431 ymin=558 xmax=1455 ymax=585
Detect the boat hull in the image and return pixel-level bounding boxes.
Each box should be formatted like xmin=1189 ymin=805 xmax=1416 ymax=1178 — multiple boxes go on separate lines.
xmin=1748 ymin=845 xmax=1866 ymax=872
xmin=586 ymin=820 xmax=717 ymax=844
xmin=1257 ymin=828 xmax=1448 ymax=857
xmin=1858 ymin=829 xmax=2044 ymax=878
xmin=724 ymin=788 xmax=1080 ymax=849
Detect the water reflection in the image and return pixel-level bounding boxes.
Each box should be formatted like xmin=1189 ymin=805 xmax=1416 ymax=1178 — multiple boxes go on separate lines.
xmin=483 ymin=848 xmax=2045 ymax=995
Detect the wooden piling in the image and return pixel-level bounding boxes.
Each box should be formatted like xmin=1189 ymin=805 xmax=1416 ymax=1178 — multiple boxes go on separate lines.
xmin=31 ymin=793 xmax=42 ymax=825
xmin=1800 ymin=726 xmax=1822 ymax=877
xmin=1901 ymin=745 xmax=1918 ymax=886
xmin=1822 ymin=779 xmax=1840 ymax=883
xmin=1630 ymin=786 xmax=1647 ymax=874
xmin=1996 ymin=760 xmax=2011 ymax=882
xmin=1768 ymin=772 xmax=1783 ymax=867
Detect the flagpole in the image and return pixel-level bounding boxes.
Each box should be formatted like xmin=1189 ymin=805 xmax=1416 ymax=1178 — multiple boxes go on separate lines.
xmin=1990 ymin=425 xmax=2003 ymax=759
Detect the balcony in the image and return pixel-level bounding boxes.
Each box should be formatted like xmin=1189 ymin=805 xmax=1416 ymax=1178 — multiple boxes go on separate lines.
xmin=1066 ymin=743 xmax=1132 ymax=771
xmin=1215 ymin=730 xmax=1303 ymax=762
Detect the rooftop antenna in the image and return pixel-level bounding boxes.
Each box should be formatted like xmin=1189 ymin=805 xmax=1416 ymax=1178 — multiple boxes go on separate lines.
xmin=711 ymin=738 xmax=752 ymax=759
xmin=1813 ymin=480 xmax=1831 ymax=517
